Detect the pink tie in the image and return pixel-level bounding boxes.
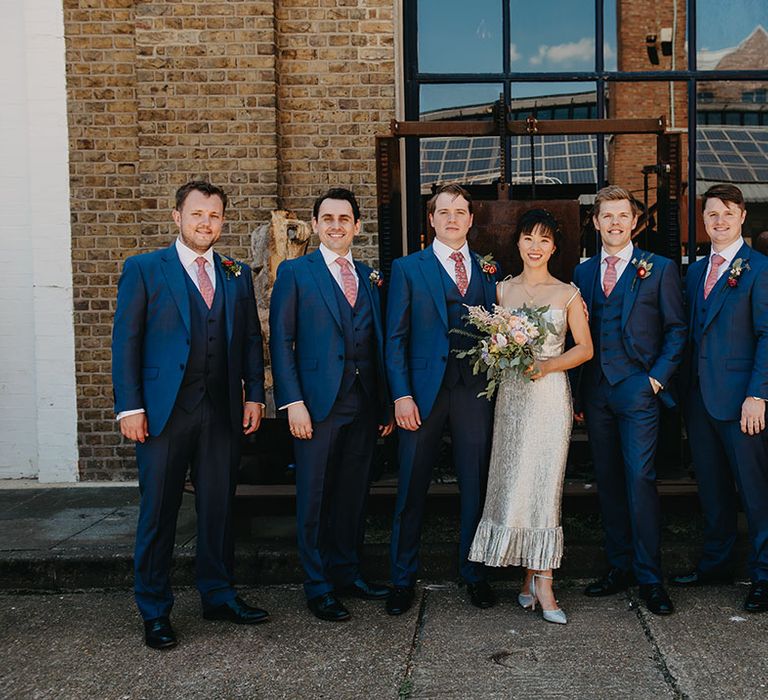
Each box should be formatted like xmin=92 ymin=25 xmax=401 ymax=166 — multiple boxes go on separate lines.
xmin=603 ymin=256 xmax=619 ymax=296
xmin=335 ymin=257 xmax=357 ymax=306
xmin=703 ymin=253 xmax=725 ymax=299
xmin=449 ymin=251 xmax=469 ymax=296
xmin=195 ymin=257 xmax=214 ymax=308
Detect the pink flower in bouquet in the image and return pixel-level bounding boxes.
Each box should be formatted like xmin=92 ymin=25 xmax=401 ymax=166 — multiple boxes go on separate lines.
xmin=513 ymin=331 xmax=527 ymax=345
xmin=493 ymin=333 xmax=508 ymax=348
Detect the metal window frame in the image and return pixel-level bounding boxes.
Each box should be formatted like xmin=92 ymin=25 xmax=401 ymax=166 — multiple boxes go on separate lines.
xmin=402 ymin=0 xmax=768 ymax=264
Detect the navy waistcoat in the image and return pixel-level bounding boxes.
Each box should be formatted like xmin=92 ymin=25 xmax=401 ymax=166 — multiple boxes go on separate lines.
xmin=440 ymin=261 xmax=484 ymax=388
xmin=177 ymin=268 xmax=229 ymax=413
xmin=331 ymin=274 xmax=377 ymax=400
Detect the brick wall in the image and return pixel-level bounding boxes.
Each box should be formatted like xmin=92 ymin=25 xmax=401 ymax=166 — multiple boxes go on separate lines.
xmin=276 ymin=0 xmax=395 ymax=262
xmin=610 ymin=0 xmax=688 ymax=201
xmin=64 ymin=1 xmax=395 ymax=479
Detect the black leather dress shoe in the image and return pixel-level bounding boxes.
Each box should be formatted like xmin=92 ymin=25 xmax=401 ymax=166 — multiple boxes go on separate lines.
xmin=203 ymin=596 xmax=270 ymax=624
xmin=639 ymin=584 xmax=675 ymax=615
xmin=744 ymin=581 xmax=768 ymax=613
xmin=307 ymin=593 xmax=351 ymax=621
xmin=385 ymin=586 xmax=415 ymax=616
xmin=584 ymin=568 xmax=634 ymax=597
xmin=144 ymin=617 xmax=177 ymax=650
xmin=467 ymin=581 xmax=497 ymax=609
xmin=669 ymin=569 xmax=733 ymax=587
xmin=339 ymin=578 xmax=390 ymax=600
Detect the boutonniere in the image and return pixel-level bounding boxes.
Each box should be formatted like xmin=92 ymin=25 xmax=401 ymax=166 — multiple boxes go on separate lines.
xmin=630 ymin=254 xmax=654 ymax=290
xmin=221 ymin=257 xmax=242 ymax=279
xmin=369 ymin=269 xmax=384 ymax=288
xmin=476 ymin=253 xmax=498 ymax=278
xmin=726 ymin=257 xmax=750 ymax=288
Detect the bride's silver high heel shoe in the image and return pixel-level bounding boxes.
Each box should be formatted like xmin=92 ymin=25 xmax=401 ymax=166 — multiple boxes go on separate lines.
xmin=531 ymin=573 xmax=567 ymax=625
xmin=517 ymin=590 xmax=535 ymax=609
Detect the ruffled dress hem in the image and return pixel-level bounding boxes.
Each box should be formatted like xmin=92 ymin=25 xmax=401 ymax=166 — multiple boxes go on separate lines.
xmin=469 ymin=521 xmax=563 ymax=570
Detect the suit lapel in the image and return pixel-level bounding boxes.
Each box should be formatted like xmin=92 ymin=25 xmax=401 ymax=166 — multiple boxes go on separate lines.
xmin=620 ymin=247 xmax=642 ymax=330
xmin=307 ymin=249 xmax=343 ymax=330
xmin=213 ymin=253 xmax=235 ymax=344
xmin=704 ymin=242 xmax=751 ymax=331
xmin=467 ymin=249 xmax=496 ymax=308
xmin=686 ymin=257 xmax=708 ymax=339
xmin=161 ymin=244 xmax=191 ymax=334
xmin=582 ymin=255 xmax=601 ymax=317
xmin=355 ymin=260 xmax=385 ymax=365
xmin=418 ymin=245 xmax=449 ymax=328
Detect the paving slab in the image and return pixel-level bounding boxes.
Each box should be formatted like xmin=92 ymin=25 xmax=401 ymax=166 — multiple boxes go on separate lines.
xmin=406 ymin=583 xmax=673 ymax=700
xmin=0 ymin=586 xmax=413 ymax=700
xmin=640 ymin=584 xmax=768 ymax=699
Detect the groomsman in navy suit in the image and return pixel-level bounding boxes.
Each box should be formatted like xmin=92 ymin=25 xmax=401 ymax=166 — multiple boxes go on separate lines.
xmin=573 ymin=185 xmax=686 ymax=615
xmin=112 ymin=181 xmax=268 ymax=649
xmin=670 ymin=184 xmax=768 ymax=613
xmin=270 ymin=188 xmax=393 ymax=621
xmin=385 ymin=183 xmax=499 ymax=615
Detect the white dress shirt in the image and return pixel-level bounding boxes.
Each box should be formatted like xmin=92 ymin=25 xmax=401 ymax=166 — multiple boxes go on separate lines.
xmin=705 ymin=237 xmax=744 ymax=283
xmin=318 ymin=243 xmax=359 ymax=292
xmin=432 ymin=237 xmax=472 ymax=286
xmin=175 ymin=237 xmax=216 ymax=294
xmin=599 ymin=241 xmax=634 ymax=288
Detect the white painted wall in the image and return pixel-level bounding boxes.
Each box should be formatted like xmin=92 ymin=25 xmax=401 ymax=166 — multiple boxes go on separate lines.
xmin=0 ymin=0 xmax=78 ymax=481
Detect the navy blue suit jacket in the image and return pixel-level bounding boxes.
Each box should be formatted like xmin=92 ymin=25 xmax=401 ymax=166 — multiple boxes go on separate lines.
xmin=572 ymin=247 xmax=687 ymax=408
xmin=385 ymin=245 xmax=499 ymax=419
xmin=269 ymin=249 xmax=389 ymax=424
xmin=684 ymin=242 xmax=768 ymax=421
xmin=112 ymin=243 xmax=265 ymax=436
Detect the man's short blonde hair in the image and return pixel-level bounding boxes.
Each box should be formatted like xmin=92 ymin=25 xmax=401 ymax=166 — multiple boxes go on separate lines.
xmin=593 ymin=185 xmax=640 ymax=218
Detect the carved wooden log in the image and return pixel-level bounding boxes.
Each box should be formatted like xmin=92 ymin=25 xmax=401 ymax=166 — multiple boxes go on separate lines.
xmin=251 ymin=210 xmax=313 ymax=417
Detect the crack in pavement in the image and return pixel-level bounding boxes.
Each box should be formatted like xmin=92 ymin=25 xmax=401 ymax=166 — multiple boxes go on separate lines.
xmin=631 ymin=593 xmax=688 ymax=699
xmin=398 ymin=587 xmax=431 ymax=699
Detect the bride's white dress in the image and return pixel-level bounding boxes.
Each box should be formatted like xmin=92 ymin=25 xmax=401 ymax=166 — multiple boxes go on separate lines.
xmin=468 ymin=295 xmax=577 ymax=570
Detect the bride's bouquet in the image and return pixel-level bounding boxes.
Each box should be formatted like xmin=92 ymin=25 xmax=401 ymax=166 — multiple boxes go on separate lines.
xmin=453 ymin=304 xmax=557 ymax=399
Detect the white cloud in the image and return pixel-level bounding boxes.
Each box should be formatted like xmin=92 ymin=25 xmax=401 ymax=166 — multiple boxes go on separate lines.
xmin=530 ymin=37 xmax=595 ymax=66
xmin=509 ymin=43 xmax=521 ymax=63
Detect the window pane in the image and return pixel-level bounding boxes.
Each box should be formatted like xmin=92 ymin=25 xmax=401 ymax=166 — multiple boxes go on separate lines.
xmin=420 ymin=84 xmax=504 ymax=117
xmin=420 ymin=136 xmax=501 ymax=192
xmin=418 ymin=0 xmax=503 ymax=73
xmin=509 ymin=0 xmax=595 ymax=72
xmin=696 ymin=81 xmax=768 ymax=245
xmin=509 ymin=82 xmax=597 ymax=120
xmin=697 ymin=0 xmax=768 ymax=70
xmin=606 ymin=0 xmax=687 ymax=72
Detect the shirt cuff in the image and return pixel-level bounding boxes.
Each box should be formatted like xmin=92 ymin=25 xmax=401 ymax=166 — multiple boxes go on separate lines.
xmin=116 ymin=408 xmax=145 ymax=421
xmin=278 ymin=400 xmax=305 ymax=411
xmin=394 ymin=396 xmax=413 ymax=403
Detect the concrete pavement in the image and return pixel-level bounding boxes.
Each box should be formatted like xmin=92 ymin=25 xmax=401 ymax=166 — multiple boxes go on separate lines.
xmin=2 ymin=583 xmax=767 ymax=699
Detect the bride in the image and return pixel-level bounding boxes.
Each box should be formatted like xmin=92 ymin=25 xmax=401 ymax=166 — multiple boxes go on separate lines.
xmin=468 ymin=208 xmax=593 ymax=624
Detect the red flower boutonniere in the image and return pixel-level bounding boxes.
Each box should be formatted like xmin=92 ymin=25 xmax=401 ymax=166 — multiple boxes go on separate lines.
xmin=221 ymin=258 xmax=242 ymax=279
xmin=369 ymin=269 xmax=384 ymax=288
xmin=476 ymin=253 xmax=498 ymax=277
xmin=630 ymin=254 xmax=654 ymax=291
xmin=726 ymin=257 xmax=750 ymax=288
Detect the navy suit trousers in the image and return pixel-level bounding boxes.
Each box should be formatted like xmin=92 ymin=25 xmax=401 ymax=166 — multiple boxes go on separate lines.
xmin=686 ymin=384 xmax=768 ymax=581
xmin=583 ymin=371 xmax=662 ymax=584
xmin=391 ymin=379 xmax=493 ymax=587
xmin=134 ymin=396 xmax=238 ymax=620
xmin=293 ymin=380 xmax=378 ymax=600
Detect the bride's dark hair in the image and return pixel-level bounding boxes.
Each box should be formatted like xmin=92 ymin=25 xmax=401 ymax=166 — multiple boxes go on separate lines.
xmin=513 ymin=208 xmax=563 ymax=260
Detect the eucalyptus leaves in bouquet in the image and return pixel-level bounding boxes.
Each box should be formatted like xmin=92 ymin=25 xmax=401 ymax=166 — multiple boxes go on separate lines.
xmin=452 ymin=304 xmax=558 ymax=399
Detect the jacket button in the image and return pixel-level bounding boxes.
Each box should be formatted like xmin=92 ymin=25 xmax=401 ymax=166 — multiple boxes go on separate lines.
xmin=338 ymin=355 xmax=343 ymax=360
xmin=441 ymin=356 xmax=447 ymax=362
xmin=179 ymin=364 xmax=185 ymax=370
